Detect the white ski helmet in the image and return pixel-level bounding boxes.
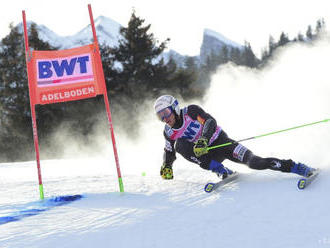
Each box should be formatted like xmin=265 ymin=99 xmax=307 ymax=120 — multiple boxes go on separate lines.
xmin=154 ymin=95 xmax=180 ymax=115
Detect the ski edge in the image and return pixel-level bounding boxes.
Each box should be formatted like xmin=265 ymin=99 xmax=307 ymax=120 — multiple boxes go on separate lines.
xmin=204 ymin=172 xmax=239 ymax=193
xmin=297 ymin=169 xmax=320 ymax=190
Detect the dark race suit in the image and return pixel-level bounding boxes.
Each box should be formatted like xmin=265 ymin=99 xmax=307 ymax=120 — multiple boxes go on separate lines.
xmin=162 ymin=105 xmax=294 ymax=172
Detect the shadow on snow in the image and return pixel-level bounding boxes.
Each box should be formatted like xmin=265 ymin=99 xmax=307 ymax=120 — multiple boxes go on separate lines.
xmin=0 ymin=194 xmax=83 ymax=225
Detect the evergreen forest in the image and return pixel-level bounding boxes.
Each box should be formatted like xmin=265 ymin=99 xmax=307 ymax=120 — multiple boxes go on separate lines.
xmin=0 ymin=11 xmax=326 ymax=162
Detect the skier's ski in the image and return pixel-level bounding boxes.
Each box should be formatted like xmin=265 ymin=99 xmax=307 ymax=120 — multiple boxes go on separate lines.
xmin=204 ymin=172 xmax=239 ymax=193
xmin=297 ymin=169 xmax=320 ymax=190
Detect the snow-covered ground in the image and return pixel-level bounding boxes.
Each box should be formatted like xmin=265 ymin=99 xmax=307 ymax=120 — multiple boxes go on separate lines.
xmin=0 ymin=32 xmax=329 ymax=248
xmin=0 ymin=159 xmax=329 ymax=248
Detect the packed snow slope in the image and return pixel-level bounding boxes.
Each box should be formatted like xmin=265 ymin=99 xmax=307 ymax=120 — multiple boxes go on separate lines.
xmin=0 ymin=33 xmax=329 ymax=248
xmin=0 ymin=160 xmax=329 ymax=248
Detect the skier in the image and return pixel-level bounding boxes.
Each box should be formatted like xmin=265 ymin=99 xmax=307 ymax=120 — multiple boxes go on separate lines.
xmin=154 ymin=95 xmax=316 ymax=180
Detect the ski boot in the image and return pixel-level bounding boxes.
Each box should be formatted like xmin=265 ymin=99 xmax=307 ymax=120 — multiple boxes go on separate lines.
xmin=209 ymin=160 xmax=233 ymax=179
xmin=291 ymin=162 xmax=315 ymax=177
xmin=220 ymin=167 xmax=234 ymax=179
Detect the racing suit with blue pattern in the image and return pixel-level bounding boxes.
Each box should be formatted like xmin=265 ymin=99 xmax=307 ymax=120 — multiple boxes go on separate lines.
xmin=162 ymin=104 xmax=294 ymax=172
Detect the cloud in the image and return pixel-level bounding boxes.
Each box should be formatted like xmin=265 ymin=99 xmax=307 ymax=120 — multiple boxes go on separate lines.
xmin=204 ymin=34 xmax=330 ymax=168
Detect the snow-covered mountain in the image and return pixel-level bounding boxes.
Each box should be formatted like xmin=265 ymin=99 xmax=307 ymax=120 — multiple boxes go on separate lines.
xmin=27 ymin=16 xmax=122 ymax=49
xmin=200 ymin=28 xmax=244 ymax=63
xmin=159 ymin=49 xmax=196 ymax=67
xmin=160 ymin=28 xmax=244 ymax=67
xmin=18 ymin=16 xmax=242 ymax=67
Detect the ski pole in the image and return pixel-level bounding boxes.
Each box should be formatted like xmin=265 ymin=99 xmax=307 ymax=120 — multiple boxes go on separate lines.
xmin=207 ymin=118 xmax=330 ymax=151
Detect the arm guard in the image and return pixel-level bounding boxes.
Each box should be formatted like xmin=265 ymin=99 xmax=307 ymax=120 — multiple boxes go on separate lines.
xmin=187 ymin=105 xmax=217 ymax=141
xmin=163 ymin=131 xmax=176 ymax=166
xmin=163 ymin=149 xmax=176 ymax=166
xmin=201 ymin=118 xmax=217 ymax=141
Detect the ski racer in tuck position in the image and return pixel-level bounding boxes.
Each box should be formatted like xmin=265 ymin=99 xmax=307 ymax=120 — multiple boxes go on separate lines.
xmin=154 ymin=95 xmax=316 ymax=180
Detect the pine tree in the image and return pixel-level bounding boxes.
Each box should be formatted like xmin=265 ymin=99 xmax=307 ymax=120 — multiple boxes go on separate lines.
xmin=296 ymin=32 xmax=305 ymax=42
xmin=111 ymin=10 xmax=170 ymax=98
xmin=314 ymin=18 xmax=326 ymax=39
xmin=218 ymin=45 xmax=229 ymax=65
xmin=261 ymin=47 xmax=269 ymax=64
xmin=0 ymin=23 xmax=60 ymax=161
xmin=260 ymin=35 xmax=276 ymax=65
xmin=99 ymin=44 xmax=121 ymax=94
xmin=278 ymin=32 xmax=290 ymax=47
xmin=204 ymin=50 xmax=219 ymax=73
xmin=29 ymin=23 xmax=57 ymax=50
xmin=230 ymin=47 xmax=242 ymax=65
xmin=184 ymin=56 xmax=198 ymax=75
xmin=0 ymin=24 xmax=32 ymax=160
xmin=241 ymin=41 xmax=258 ymax=68
xmin=167 ymin=56 xmax=178 ymax=75
xmin=306 ymin=25 xmax=313 ymax=40
xmin=268 ymin=35 xmax=276 ymax=57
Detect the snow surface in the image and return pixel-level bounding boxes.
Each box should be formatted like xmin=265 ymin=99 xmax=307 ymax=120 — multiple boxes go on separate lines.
xmin=0 ymin=159 xmax=329 ymax=248
xmin=1 ymin=31 xmax=330 ymax=248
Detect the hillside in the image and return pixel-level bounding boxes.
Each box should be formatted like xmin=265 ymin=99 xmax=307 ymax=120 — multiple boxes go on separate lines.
xmin=0 ymin=159 xmax=329 ymax=248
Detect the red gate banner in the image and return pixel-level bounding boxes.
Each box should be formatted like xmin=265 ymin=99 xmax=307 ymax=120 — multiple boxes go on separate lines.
xmin=22 ymin=4 xmax=124 ymax=200
xmin=27 ymin=44 xmax=106 ymax=105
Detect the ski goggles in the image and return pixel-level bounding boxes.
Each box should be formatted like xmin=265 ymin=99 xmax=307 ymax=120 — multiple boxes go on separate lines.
xmin=156 ymin=107 xmax=173 ymax=121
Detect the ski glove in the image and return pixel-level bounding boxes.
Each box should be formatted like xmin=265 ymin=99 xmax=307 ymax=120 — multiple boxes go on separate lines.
xmin=193 ymin=137 xmax=209 ymax=157
xmin=160 ymin=163 xmax=173 ymax=180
